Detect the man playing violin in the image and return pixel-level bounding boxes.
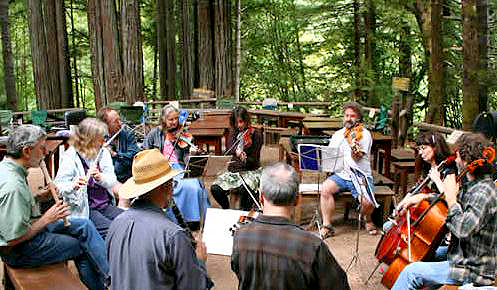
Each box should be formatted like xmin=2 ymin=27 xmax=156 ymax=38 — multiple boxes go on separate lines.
xmin=392 ymin=133 xmax=497 ymax=289
xmin=231 ymin=162 xmax=349 ymax=290
xmin=143 ymin=105 xmax=209 ymax=230
xmin=320 ymin=102 xmax=376 ymax=238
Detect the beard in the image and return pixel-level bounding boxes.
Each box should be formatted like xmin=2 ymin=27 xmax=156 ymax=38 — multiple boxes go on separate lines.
xmin=344 ymin=120 xmax=357 ymax=129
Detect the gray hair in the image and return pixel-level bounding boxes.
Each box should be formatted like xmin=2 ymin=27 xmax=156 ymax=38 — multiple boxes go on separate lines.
xmin=160 ymin=105 xmax=179 ymax=122
xmin=6 ymin=125 xmax=47 ymax=158
xmin=259 ymin=162 xmax=299 ymax=206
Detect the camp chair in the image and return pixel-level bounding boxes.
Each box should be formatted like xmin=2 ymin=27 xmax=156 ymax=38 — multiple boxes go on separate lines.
xmin=0 ymin=110 xmax=13 ymax=136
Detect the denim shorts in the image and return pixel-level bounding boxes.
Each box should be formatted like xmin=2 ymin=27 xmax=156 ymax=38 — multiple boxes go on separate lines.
xmin=327 ymin=174 xmax=374 ymax=199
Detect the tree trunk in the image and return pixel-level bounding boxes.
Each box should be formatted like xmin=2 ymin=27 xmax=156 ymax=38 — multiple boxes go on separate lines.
xmin=88 ymin=0 xmax=125 ymax=108
xmin=363 ymin=0 xmax=376 ymax=105
xmin=398 ymin=23 xmax=413 ymax=147
xmin=353 ymin=0 xmax=361 ymax=100
xmin=157 ymin=0 xmax=177 ymax=99
xmin=121 ymin=0 xmax=145 ymax=103
xmin=427 ymin=0 xmax=444 ymax=125
xmin=179 ymin=0 xmax=193 ymax=99
xmin=477 ymin=0 xmax=488 ymax=113
xmin=213 ymin=0 xmax=233 ymax=97
xmin=27 ymin=0 xmax=73 ymax=110
xmin=197 ymin=0 xmax=214 ymax=91
xmin=70 ymin=0 xmax=80 ymax=107
xmin=462 ymin=0 xmax=480 ymax=130
xmin=234 ymin=0 xmax=241 ymax=102
xmin=0 ymin=0 xmax=17 ymax=111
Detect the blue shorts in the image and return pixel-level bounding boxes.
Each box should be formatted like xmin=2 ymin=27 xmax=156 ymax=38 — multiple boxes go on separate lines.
xmin=327 ymin=174 xmax=375 ymax=199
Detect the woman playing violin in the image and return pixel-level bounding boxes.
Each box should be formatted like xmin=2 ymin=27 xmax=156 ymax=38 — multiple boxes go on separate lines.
xmin=143 ymin=105 xmax=209 ymax=230
xmin=392 ymin=133 xmax=497 ymax=289
xmin=394 ymin=132 xmax=457 ymax=216
xmin=211 ymin=106 xmax=263 ymax=211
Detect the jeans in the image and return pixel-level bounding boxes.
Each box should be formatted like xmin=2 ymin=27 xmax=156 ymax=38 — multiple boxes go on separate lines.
xmin=89 ymin=205 xmax=123 ymax=240
xmin=392 ymin=246 xmax=458 ymax=289
xmin=1 ymin=218 xmax=109 ymax=290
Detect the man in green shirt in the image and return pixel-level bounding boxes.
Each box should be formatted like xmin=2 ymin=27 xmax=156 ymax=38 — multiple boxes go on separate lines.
xmin=0 ymin=125 xmax=109 ymax=290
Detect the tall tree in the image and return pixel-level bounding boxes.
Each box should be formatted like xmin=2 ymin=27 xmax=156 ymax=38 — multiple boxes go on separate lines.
xmin=0 ymin=0 xmax=17 ymax=111
xmin=179 ymin=0 xmax=193 ymax=99
xmin=363 ymin=0 xmax=377 ymax=105
xmin=427 ymin=0 xmax=444 ymax=125
xmin=197 ymin=0 xmax=214 ymax=91
xmin=477 ymin=0 xmax=488 ymax=113
xmin=462 ymin=0 xmax=481 ymax=129
xmin=27 ymin=0 xmax=73 ymax=109
xmin=157 ymin=0 xmax=177 ymax=99
xmin=88 ymin=0 xmax=125 ymax=108
xmin=121 ymin=0 xmax=145 ymax=103
xmin=213 ymin=0 xmax=233 ymax=97
xmin=353 ymin=0 xmax=361 ymax=100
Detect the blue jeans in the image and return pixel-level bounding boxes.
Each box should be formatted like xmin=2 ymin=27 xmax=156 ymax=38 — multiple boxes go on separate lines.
xmin=89 ymin=205 xmax=123 ymax=240
xmin=1 ymin=218 xmax=109 ymax=290
xmin=392 ymin=246 xmax=458 ymax=289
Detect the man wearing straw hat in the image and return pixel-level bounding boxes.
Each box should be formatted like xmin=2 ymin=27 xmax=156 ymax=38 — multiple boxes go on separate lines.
xmin=106 ymin=149 xmax=213 ymax=290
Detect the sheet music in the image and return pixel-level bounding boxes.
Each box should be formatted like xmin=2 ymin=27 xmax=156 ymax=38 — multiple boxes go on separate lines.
xmin=298 ymin=144 xmax=345 ymax=173
xmin=203 ymin=208 xmax=255 ymax=256
xmin=349 ymin=166 xmax=379 ymax=208
xmin=203 ymin=155 xmax=232 ymax=177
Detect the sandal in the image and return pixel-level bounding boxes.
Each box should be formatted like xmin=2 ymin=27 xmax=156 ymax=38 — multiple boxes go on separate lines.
xmin=320 ymin=224 xmax=336 ymax=239
xmin=365 ymin=222 xmax=379 ymax=235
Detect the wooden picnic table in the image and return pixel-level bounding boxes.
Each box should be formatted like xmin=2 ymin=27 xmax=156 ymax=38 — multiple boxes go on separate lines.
xmin=249 ymin=110 xmax=306 ymax=128
xmin=303 ymin=120 xmax=342 ymax=135
xmin=190 ymin=128 xmax=225 ymax=155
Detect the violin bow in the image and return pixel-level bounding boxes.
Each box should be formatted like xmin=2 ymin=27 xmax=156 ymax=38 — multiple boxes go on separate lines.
xmin=223 ymin=128 xmax=250 ymax=156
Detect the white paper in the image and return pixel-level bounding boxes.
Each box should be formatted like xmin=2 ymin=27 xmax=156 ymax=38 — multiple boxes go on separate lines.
xmin=203 ymin=208 xmax=254 ymax=256
xmin=299 ymin=183 xmax=320 ymax=192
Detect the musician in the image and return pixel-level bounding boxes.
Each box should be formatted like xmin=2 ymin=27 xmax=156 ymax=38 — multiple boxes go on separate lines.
xmin=0 ymin=125 xmax=109 ymax=290
xmin=393 ymin=131 xmax=457 ymax=216
xmin=106 ymin=149 xmax=213 ymax=290
xmin=143 ymin=105 xmax=209 ymax=229
xmin=211 ymin=106 xmax=263 ymax=210
xmin=320 ymin=102 xmax=375 ymax=239
xmin=392 ymin=133 xmax=497 ymax=289
xmin=97 ymin=107 xmax=140 ymax=184
xmin=231 ymin=162 xmax=350 ymax=290
xmin=54 ymin=118 xmax=123 ymax=240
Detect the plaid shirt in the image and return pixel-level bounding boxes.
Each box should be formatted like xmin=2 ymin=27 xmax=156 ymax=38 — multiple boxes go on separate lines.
xmin=231 ymin=215 xmax=350 ymax=290
xmin=447 ymin=176 xmax=497 ymax=285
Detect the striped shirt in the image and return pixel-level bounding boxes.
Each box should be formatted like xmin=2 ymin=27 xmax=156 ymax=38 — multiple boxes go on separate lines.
xmin=447 ymin=176 xmax=497 ymax=286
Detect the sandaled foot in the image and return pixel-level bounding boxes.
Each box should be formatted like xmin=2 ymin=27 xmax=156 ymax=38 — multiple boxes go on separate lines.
xmin=365 ymin=222 xmax=378 ymax=235
xmin=320 ymin=224 xmax=335 ymax=239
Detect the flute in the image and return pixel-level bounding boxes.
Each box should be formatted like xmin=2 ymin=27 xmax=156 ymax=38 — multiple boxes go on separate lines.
xmin=169 ymin=198 xmax=197 ymax=248
xmin=40 ymin=160 xmax=71 ymax=226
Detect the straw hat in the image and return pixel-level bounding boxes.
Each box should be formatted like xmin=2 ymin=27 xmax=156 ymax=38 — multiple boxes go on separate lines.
xmin=119 ymin=149 xmax=182 ymax=199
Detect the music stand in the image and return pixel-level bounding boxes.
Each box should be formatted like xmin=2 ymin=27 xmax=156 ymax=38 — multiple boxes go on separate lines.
xmin=297 ymin=144 xmax=345 ymax=234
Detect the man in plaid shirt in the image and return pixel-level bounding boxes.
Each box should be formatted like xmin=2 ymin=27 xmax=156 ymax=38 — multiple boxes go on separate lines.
xmin=393 ymin=133 xmax=497 ymax=289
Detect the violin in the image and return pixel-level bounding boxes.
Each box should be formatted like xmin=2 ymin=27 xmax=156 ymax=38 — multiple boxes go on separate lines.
xmin=229 ymin=210 xmax=259 ymax=236
xmin=166 ymin=126 xmax=205 ymax=154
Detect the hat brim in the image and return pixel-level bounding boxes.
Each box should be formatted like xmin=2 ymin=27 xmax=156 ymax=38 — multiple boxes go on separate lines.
xmin=119 ymin=169 xmax=183 ymax=199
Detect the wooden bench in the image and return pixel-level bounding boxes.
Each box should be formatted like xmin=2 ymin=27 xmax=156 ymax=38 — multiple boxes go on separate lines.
xmin=4 ymin=262 xmax=85 ymax=290
xmin=294 ymin=185 xmax=394 ymax=225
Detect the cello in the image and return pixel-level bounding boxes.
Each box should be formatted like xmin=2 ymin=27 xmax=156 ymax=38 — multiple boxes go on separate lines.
xmin=377 ymin=147 xmax=496 ymax=289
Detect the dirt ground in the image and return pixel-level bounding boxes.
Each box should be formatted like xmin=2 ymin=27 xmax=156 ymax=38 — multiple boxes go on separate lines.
xmin=0 ymin=145 xmax=394 ymax=290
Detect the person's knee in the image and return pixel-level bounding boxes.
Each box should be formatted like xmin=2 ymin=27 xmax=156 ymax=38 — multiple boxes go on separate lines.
xmin=321 ymin=180 xmax=339 ymax=198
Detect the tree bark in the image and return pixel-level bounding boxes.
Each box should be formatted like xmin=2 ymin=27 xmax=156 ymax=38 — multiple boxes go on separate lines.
xmin=363 ymin=0 xmax=376 ymax=105
xmin=427 ymin=0 xmax=444 ymax=125
xmin=179 ymin=0 xmax=193 ymax=99
xmin=121 ymin=0 xmax=145 ymax=103
xmin=477 ymin=0 xmax=488 ymax=113
xmin=462 ymin=0 xmax=480 ymax=130
xmin=0 ymin=0 xmax=17 ymax=111
xmin=157 ymin=0 xmax=177 ymax=99
xmin=197 ymin=0 xmax=214 ymax=91
xmin=234 ymin=0 xmax=241 ymax=102
xmin=27 ymin=0 xmax=73 ymax=110
xmin=213 ymin=0 xmax=233 ymax=97
xmin=70 ymin=0 xmax=80 ymax=107
xmin=88 ymin=0 xmax=125 ymax=108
